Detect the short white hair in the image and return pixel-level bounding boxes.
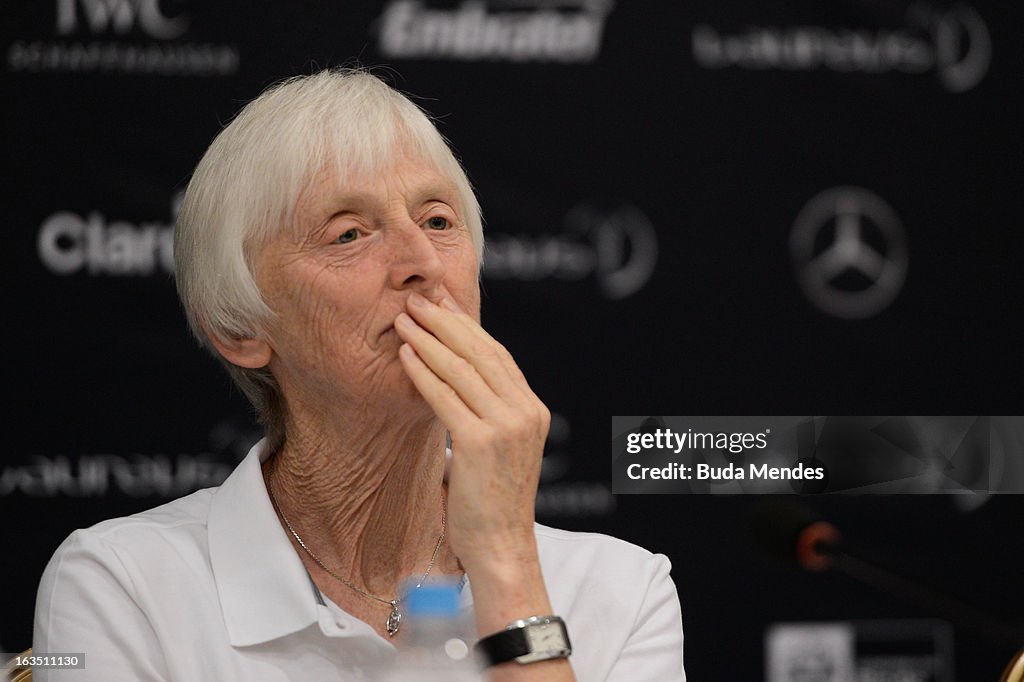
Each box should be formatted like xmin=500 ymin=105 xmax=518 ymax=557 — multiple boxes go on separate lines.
xmin=174 ymin=68 xmax=484 ymax=447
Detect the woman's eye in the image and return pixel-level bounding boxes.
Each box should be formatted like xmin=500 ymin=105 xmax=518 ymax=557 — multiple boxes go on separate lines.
xmin=425 ymin=216 xmax=450 ymax=230
xmin=335 ymin=228 xmax=359 ymax=244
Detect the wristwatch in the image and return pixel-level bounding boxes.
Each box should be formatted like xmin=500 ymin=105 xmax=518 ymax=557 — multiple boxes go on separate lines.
xmin=476 ymin=615 xmax=572 ymax=666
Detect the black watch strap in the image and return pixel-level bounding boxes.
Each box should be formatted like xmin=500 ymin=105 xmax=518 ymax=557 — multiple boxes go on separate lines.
xmin=477 ymin=627 xmax=531 ymax=666
xmin=475 ymin=615 xmax=572 ymax=667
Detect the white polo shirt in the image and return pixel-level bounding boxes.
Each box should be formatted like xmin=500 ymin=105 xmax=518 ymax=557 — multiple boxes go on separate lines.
xmin=34 ymin=439 xmax=685 ymax=680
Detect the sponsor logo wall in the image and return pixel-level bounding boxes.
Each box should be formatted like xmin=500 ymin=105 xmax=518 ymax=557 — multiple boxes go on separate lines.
xmin=4 ymin=2 xmax=1021 ymax=679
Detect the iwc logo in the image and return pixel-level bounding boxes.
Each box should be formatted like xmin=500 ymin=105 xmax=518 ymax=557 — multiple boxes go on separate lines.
xmin=789 ymin=187 xmax=908 ymax=319
xmin=56 ymin=0 xmax=189 ymax=40
xmin=7 ymin=0 xmax=239 ymax=76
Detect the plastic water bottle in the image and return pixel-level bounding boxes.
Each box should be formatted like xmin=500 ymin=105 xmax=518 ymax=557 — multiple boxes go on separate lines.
xmin=374 ymin=579 xmax=484 ymax=681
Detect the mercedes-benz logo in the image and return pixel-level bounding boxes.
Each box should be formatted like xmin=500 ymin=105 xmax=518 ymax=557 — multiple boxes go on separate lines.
xmin=790 ymin=186 xmax=908 ymax=319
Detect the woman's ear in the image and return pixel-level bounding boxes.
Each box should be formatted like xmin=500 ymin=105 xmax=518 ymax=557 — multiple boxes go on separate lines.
xmin=205 ymin=326 xmax=273 ymax=369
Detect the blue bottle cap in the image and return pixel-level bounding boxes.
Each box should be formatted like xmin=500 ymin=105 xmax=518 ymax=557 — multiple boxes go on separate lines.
xmin=403 ymin=580 xmax=461 ymax=616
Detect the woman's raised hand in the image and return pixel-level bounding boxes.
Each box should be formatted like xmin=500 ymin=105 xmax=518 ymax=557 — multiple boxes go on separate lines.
xmin=394 ymin=291 xmax=550 ymax=575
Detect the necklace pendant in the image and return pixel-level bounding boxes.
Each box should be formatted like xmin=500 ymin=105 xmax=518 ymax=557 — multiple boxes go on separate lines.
xmin=386 ymin=601 xmax=402 ymax=637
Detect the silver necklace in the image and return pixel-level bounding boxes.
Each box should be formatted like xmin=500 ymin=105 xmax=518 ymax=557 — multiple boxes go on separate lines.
xmin=266 ymin=469 xmax=446 ymax=637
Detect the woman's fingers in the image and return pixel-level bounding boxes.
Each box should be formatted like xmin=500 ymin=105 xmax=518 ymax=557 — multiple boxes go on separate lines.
xmin=402 ymin=293 xmax=533 ymax=406
xmin=436 ymin=297 xmax=533 ymax=390
xmin=397 ymin=341 xmax=480 ymax=428
xmin=394 ymin=312 xmax=508 ymax=421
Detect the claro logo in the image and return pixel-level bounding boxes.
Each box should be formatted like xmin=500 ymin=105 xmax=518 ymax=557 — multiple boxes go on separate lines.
xmin=692 ymin=3 xmax=991 ymax=93
xmin=37 ymin=194 xmax=179 ymax=276
xmin=375 ymin=0 xmax=613 ymax=63
xmin=483 ymin=203 xmax=658 ymax=300
xmin=56 ymin=0 xmax=188 ymax=40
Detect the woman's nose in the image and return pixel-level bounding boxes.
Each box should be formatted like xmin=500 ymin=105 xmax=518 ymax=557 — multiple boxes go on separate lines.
xmin=387 ymin=218 xmax=446 ymax=294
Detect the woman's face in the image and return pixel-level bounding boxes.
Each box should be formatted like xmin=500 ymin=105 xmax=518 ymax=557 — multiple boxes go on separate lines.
xmin=253 ymin=152 xmax=481 ymax=413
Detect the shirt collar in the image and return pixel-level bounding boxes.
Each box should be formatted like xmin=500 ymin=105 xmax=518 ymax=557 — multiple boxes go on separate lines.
xmin=207 ymin=438 xmax=476 ymax=647
xmin=208 ymin=437 xmax=321 ymax=647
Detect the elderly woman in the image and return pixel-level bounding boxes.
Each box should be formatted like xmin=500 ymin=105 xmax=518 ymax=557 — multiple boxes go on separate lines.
xmin=34 ymin=70 xmax=685 ymax=681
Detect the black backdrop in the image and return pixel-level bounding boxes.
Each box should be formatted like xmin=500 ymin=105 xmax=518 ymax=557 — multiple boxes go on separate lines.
xmin=3 ymin=1 xmax=1023 ymax=679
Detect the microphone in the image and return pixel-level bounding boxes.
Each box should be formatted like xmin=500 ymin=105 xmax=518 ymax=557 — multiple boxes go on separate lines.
xmin=751 ymin=500 xmax=1024 ymax=648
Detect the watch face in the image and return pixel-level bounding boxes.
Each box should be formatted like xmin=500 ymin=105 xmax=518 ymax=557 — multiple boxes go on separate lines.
xmin=526 ymin=622 xmax=568 ymax=652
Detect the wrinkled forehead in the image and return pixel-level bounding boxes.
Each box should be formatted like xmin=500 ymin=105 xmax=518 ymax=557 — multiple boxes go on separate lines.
xmin=288 ymin=147 xmax=461 ymax=237
xmin=255 ymin=122 xmax=463 ymax=247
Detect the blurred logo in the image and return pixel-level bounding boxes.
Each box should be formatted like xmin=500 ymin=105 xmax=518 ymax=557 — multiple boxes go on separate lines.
xmin=692 ymin=3 xmax=990 ymax=93
xmin=375 ymin=0 xmax=613 ymax=63
xmin=0 ymin=421 xmax=259 ymax=498
xmin=37 ymin=193 xmax=180 ymax=276
xmin=484 ymin=203 xmax=658 ymax=300
xmin=0 ymin=453 xmax=233 ymax=498
xmin=7 ymin=1 xmax=239 ymax=75
xmin=56 ymin=0 xmax=189 ymax=40
xmin=790 ymin=187 xmax=907 ymax=319
xmin=536 ymin=412 xmax=616 ymax=518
